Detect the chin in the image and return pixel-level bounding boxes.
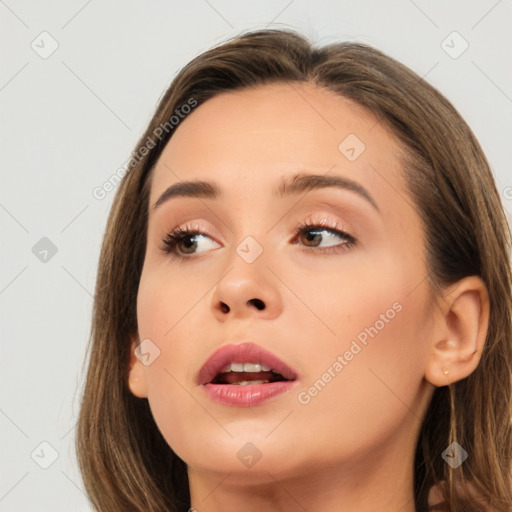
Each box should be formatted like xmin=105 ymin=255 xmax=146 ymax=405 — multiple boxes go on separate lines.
xmin=173 ymin=429 xmax=306 ymax=478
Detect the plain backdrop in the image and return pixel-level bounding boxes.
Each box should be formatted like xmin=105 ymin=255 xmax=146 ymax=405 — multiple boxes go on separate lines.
xmin=1 ymin=1 xmax=511 ymax=510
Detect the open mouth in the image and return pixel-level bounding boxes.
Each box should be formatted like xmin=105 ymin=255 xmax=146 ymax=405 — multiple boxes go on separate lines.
xmin=210 ymin=362 xmax=291 ymax=386
xmin=199 ymin=343 xmax=298 ymax=406
xmin=198 ymin=342 xmax=297 ymax=385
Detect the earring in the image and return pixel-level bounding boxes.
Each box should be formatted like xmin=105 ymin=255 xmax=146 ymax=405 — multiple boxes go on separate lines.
xmin=442 ymin=367 xmax=449 ymax=376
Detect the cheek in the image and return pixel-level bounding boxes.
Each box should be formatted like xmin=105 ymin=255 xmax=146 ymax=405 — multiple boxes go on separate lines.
xmin=135 ymin=266 xmax=215 ymax=457
xmin=301 ymin=302 xmax=428 ymax=445
xmin=136 ymin=261 xmax=213 ymax=341
xmin=288 ymin=254 xmax=432 ymax=447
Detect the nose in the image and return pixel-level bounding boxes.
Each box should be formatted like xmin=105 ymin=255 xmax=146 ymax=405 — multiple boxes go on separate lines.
xmin=209 ymin=252 xmax=283 ymax=322
xmin=218 ymin=296 xmax=265 ymax=313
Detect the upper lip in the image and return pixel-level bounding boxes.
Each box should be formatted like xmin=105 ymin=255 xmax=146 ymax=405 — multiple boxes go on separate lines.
xmin=198 ymin=342 xmax=298 ymax=385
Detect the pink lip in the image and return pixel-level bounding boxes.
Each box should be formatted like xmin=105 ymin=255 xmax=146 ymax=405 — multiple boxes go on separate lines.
xmin=198 ymin=342 xmax=299 ymax=407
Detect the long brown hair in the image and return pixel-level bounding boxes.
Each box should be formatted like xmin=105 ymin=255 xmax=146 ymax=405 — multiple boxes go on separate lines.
xmin=76 ymin=28 xmax=512 ymax=512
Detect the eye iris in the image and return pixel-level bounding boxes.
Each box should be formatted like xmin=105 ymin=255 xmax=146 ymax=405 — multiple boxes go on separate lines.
xmin=180 ymin=236 xmax=198 ymax=253
xmin=302 ymin=230 xmax=322 ymax=247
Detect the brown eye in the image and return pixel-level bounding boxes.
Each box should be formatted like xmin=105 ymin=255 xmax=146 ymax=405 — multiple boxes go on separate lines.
xmin=296 ymin=223 xmax=357 ymax=250
xmin=161 ymin=227 xmax=220 ymax=259
xmin=298 ymin=230 xmax=323 ymax=247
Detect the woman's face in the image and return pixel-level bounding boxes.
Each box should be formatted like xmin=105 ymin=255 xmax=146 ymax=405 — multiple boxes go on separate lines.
xmin=130 ymin=83 xmax=437 ymax=485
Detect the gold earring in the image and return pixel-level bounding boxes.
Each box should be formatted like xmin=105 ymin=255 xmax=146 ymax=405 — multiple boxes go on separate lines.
xmin=442 ymin=367 xmax=449 ymax=376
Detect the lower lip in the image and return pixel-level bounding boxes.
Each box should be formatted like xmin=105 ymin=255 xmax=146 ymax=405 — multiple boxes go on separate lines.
xmin=203 ymin=381 xmax=296 ymax=407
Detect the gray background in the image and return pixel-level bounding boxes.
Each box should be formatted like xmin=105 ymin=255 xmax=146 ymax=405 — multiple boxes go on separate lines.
xmin=1 ymin=1 xmax=511 ymax=510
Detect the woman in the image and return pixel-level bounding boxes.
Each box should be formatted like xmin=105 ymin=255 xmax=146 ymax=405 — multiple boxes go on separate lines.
xmin=76 ymin=29 xmax=512 ymax=511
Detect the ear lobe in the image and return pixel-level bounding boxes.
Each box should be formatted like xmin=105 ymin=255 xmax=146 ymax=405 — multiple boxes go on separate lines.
xmin=127 ymin=335 xmax=149 ymax=398
xmin=425 ymin=276 xmax=490 ymax=387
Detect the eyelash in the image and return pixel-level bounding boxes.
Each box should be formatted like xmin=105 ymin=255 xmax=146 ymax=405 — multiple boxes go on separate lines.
xmin=159 ymin=220 xmax=357 ymax=260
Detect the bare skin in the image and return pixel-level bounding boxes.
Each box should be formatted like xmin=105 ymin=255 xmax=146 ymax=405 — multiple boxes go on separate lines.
xmin=128 ymin=83 xmax=489 ymax=512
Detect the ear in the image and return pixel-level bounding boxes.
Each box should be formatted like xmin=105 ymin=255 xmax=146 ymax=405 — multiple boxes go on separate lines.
xmin=127 ymin=334 xmax=149 ymax=398
xmin=425 ymin=276 xmax=490 ymax=387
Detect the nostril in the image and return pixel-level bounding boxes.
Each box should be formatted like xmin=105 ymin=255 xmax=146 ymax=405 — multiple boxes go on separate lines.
xmin=220 ymin=302 xmax=230 ymax=313
xmin=249 ymin=298 xmax=265 ymax=310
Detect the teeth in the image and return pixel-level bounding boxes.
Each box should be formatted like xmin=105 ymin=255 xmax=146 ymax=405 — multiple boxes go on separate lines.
xmin=235 ymin=380 xmax=270 ymax=386
xmin=220 ymin=362 xmax=273 ymax=373
xmin=244 ymin=362 xmax=261 ymax=372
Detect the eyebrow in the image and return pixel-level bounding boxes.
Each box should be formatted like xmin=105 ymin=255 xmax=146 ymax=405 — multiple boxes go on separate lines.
xmin=152 ymin=172 xmax=379 ymax=211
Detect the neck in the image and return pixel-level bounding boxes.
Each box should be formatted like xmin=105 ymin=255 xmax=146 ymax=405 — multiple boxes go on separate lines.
xmin=187 ymin=433 xmax=418 ymax=512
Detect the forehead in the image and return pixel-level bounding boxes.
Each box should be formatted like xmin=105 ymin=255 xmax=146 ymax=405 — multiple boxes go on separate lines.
xmin=148 ymin=82 xmax=406 ymax=210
